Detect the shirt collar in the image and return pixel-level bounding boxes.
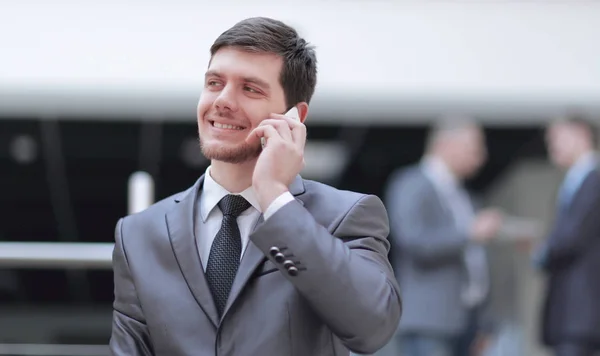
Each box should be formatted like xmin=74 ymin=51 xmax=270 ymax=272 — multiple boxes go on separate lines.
xmin=421 ymin=155 xmax=460 ymax=191
xmin=563 ymin=151 xmax=597 ymax=186
xmin=200 ymin=166 xmax=262 ymax=222
xmin=568 ymin=151 xmax=597 ymax=176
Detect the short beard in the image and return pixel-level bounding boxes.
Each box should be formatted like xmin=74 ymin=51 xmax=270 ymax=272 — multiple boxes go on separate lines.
xmin=200 ymin=140 xmax=262 ymax=164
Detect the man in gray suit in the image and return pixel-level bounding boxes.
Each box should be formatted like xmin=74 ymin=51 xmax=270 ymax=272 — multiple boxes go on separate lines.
xmin=109 ymin=17 xmax=402 ymax=356
xmin=385 ymin=119 xmax=501 ymax=356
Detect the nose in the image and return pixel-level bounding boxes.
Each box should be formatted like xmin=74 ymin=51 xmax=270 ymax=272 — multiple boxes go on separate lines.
xmin=213 ymin=84 xmax=238 ymax=113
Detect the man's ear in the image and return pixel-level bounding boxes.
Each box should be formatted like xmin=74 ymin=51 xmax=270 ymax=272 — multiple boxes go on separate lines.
xmin=296 ymin=102 xmax=309 ymax=124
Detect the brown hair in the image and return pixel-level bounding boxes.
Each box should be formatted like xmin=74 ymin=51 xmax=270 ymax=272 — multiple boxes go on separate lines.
xmin=210 ymin=17 xmax=318 ymax=109
xmin=426 ymin=114 xmax=481 ymax=151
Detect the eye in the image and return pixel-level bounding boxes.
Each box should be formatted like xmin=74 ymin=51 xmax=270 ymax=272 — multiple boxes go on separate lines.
xmin=206 ymin=80 xmax=224 ymax=89
xmin=243 ymin=86 xmax=259 ymax=93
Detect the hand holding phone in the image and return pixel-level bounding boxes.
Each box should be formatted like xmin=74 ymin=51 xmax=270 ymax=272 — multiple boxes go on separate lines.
xmin=250 ymin=105 xmax=307 ymax=211
xmin=261 ymin=107 xmax=300 ymax=148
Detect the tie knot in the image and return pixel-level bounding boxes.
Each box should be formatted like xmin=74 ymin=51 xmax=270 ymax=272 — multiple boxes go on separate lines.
xmin=218 ymin=194 xmax=251 ymax=217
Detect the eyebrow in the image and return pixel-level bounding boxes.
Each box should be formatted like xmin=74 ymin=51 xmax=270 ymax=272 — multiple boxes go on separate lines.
xmin=204 ymin=70 xmax=271 ymax=90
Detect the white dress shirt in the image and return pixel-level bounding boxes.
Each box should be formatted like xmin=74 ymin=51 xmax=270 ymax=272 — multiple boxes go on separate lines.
xmin=421 ymin=156 xmax=489 ymax=308
xmin=194 ymin=166 xmax=295 ymax=271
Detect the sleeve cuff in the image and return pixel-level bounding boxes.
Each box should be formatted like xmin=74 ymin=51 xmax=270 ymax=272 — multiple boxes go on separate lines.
xmin=263 ymin=192 xmax=295 ymax=220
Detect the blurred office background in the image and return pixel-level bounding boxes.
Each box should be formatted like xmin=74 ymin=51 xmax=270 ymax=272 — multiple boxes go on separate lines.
xmin=1 ymin=1 xmax=599 ymax=355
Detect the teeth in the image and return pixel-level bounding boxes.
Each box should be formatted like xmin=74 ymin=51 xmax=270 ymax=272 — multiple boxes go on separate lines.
xmin=213 ymin=122 xmax=243 ymax=130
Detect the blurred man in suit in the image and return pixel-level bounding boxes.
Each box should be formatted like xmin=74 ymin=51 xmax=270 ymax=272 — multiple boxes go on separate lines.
xmin=109 ymin=17 xmax=401 ymax=356
xmin=534 ymin=116 xmax=600 ymax=356
xmin=385 ymin=118 xmax=501 ymax=356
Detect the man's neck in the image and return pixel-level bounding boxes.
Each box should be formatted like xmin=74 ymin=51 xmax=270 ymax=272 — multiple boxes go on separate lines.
xmin=209 ymin=159 xmax=256 ymax=193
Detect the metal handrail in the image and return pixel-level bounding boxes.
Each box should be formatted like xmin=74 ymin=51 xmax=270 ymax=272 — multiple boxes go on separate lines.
xmin=0 ymin=173 xmax=151 ymax=356
xmin=0 ymin=242 xmax=113 ymax=269
xmin=0 ymin=171 xmax=154 ymax=269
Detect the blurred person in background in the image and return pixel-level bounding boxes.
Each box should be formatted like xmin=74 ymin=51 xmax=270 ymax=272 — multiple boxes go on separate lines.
xmin=533 ymin=116 xmax=600 ymax=356
xmin=109 ymin=17 xmax=401 ymax=356
xmin=385 ymin=118 xmax=501 ymax=356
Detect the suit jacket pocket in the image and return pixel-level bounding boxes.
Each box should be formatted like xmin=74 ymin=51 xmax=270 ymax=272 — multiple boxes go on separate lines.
xmin=254 ymin=259 xmax=279 ymax=277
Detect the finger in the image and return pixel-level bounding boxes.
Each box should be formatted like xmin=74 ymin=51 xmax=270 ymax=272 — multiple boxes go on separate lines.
xmin=274 ymin=115 xmax=306 ymax=148
xmin=269 ymin=113 xmax=294 ymax=121
xmin=270 ymin=113 xmax=303 ymax=131
xmin=272 ymin=114 xmax=303 ymax=130
xmin=291 ymin=123 xmax=306 ymax=149
xmin=259 ymin=117 xmax=293 ymax=129
xmin=246 ymin=125 xmax=282 ymax=146
xmin=259 ymin=119 xmax=293 ymax=142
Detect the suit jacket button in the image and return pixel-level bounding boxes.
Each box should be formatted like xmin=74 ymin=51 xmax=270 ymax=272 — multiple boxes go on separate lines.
xmin=274 ymin=253 xmax=286 ymax=263
xmin=283 ymin=260 xmax=295 ymax=269
xmin=287 ymin=266 xmax=299 ymax=276
xmin=269 ymin=247 xmax=281 ymax=257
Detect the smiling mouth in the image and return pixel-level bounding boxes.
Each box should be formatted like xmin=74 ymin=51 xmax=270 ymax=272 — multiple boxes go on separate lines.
xmin=210 ymin=121 xmax=246 ymax=130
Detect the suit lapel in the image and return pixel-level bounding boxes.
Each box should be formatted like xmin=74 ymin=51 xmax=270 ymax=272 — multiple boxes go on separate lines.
xmin=559 ymin=168 xmax=598 ymax=216
xmin=221 ymin=175 xmax=306 ymax=320
xmin=166 ymin=175 xmax=220 ymax=327
xmin=421 ymin=171 xmax=454 ymax=222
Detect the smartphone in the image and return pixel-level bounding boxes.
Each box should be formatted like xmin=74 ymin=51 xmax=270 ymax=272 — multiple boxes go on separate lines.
xmin=261 ymin=107 xmax=300 ymax=148
xmin=285 ymin=107 xmax=300 ymax=122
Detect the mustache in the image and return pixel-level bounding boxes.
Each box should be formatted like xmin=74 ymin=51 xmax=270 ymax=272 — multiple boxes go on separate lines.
xmin=216 ymin=111 xmax=234 ymax=119
xmin=205 ymin=111 xmax=238 ymax=121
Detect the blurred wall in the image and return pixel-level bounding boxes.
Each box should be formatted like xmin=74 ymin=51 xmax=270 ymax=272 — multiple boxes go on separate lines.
xmin=1 ymin=1 xmax=599 ymax=123
xmin=485 ymin=159 xmax=564 ymax=356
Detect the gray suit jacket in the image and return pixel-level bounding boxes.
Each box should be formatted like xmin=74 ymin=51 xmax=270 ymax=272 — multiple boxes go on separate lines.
xmin=109 ymin=175 xmax=402 ymax=356
xmin=385 ymin=165 xmax=492 ymax=336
